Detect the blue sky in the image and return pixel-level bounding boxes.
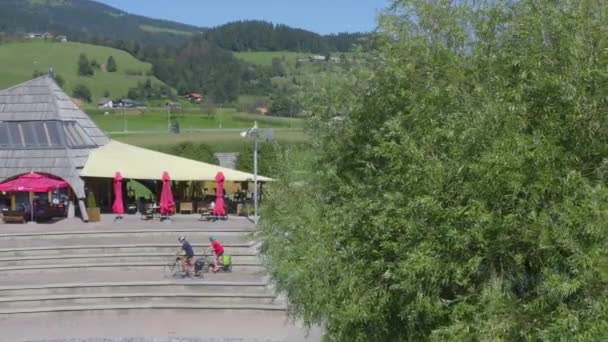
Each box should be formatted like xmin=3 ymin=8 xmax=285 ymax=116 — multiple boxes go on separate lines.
xmin=97 ymin=0 xmax=389 ymax=34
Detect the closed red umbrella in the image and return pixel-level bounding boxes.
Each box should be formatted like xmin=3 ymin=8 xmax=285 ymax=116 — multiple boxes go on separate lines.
xmin=159 ymin=171 xmax=175 ymax=216
xmin=112 ymin=172 xmax=124 ymax=216
xmin=213 ymin=172 xmax=226 ymax=216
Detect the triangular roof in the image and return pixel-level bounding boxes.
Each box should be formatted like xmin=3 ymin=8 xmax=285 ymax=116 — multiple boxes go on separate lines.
xmin=81 ymin=141 xmax=272 ymax=182
xmin=0 ymin=75 xmax=109 ymax=197
xmin=0 ymin=75 xmax=109 ymax=146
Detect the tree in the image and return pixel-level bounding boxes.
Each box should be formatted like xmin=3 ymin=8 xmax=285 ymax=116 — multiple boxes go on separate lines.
xmin=107 ymin=55 xmax=117 ymax=72
xmin=72 ymin=84 xmax=92 ymax=102
xmin=271 ymin=57 xmax=287 ymax=77
xmin=77 ymin=53 xmax=94 ymax=76
xmin=103 ymin=90 xmax=110 ymax=98
xmin=259 ymin=0 xmax=608 ymax=340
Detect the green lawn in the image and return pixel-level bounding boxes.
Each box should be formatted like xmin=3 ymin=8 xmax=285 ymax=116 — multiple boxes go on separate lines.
xmin=87 ymin=107 xmax=304 ymax=132
xmin=112 ymin=130 xmax=308 ymax=151
xmin=0 ymin=40 xmax=167 ymax=99
xmin=139 ymin=24 xmax=195 ymax=36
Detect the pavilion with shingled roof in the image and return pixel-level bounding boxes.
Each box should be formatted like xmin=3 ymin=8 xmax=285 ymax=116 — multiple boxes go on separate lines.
xmin=0 ymin=75 xmax=270 ymax=222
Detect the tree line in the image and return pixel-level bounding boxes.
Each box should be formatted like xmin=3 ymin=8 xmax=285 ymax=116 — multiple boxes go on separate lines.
xmin=204 ymin=20 xmax=365 ymax=53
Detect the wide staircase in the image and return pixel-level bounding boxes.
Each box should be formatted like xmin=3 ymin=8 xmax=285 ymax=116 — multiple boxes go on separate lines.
xmin=0 ymin=217 xmax=285 ymax=317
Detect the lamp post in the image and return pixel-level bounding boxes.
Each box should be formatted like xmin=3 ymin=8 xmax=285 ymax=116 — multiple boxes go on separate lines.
xmin=166 ymin=102 xmax=171 ymax=133
xmin=241 ymin=121 xmax=259 ymax=225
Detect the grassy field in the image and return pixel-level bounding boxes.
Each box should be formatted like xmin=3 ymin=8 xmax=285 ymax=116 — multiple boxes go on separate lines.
xmin=139 ymin=24 xmax=195 ymax=36
xmin=0 ymin=40 xmax=166 ymax=99
xmin=112 ymin=130 xmax=308 ymax=150
xmin=87 ymin=107 xmax=304 ymax=132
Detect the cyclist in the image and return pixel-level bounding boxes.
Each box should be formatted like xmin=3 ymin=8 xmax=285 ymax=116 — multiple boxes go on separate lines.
xmin=177 ymin=236 xmax=195 ymax=277
xmin=207 ymin=236 xmax=224 ymax=272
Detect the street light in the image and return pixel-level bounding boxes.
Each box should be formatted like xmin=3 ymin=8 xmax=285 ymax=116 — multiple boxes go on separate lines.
xmin=241 ymin=121 xmax=259 ymax=225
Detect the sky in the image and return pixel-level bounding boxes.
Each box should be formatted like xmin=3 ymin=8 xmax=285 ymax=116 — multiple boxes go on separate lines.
xmin=96 ymin=0 xmax=390 ymax=34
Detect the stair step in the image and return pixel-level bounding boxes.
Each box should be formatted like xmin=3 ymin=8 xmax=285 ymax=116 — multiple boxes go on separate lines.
xmin=0 ymin=303 xmax=287 ymax=316
xmin=0 ymin=292 xmax=280 ymax=308
xmin=0 ymin=262 xmax=265 ymax=274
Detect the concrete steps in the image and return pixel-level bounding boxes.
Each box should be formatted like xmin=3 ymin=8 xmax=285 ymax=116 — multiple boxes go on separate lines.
xmin=0 ymin=220 xmax=283 ymax=317
xmin=0 ymin=244 xmax=255 ymax=257
xmin=0 ymin=292 xmax=280 ymax=308
xmin=0 ymin=303 xmax=286 ymax=316
xmin=0 ymin=252 xmax=261 ymax=266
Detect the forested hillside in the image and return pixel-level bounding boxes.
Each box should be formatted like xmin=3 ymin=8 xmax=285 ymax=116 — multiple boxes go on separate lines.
xmin=0 ymin=0 xmax=201 ymax=45
xmin=204 ymin=20 xmax=364 ymax=53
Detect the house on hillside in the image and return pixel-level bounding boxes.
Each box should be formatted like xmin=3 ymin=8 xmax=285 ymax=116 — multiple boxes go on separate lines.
xmin=115 ymin=98 xmax=144 ymax=109
xmin=97 ymin=98 xmax=113 ymax=109
xmin=185 ymin=92 xmax=204 ymax=103
xmin=309 ymin=55 xmax=326 ymax=62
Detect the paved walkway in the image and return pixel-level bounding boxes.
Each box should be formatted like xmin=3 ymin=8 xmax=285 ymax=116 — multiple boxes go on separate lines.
xmin=0 ymin=311 xmax=322 ymax=342
xmin=0 ymin=215 xmax=255 ymax=234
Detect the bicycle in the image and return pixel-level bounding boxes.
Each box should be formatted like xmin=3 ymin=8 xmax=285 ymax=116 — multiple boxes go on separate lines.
xmin=163 ymin=255 xmax=197 ymax=278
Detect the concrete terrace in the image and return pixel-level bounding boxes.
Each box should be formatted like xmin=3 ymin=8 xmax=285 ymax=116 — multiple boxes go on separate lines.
xmin=0 ymin=215 xmax=322 ymax=342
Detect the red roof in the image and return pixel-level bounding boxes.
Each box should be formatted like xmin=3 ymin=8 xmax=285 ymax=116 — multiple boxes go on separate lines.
xmin=190 ymin=93 xmax=203 ymax=98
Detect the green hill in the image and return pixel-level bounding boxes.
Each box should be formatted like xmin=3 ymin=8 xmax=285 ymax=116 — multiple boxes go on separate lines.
xmin=0 ymin=0 xmax=201 ymax=46
xmin=0 ymin=40 xmax=167 ymax=100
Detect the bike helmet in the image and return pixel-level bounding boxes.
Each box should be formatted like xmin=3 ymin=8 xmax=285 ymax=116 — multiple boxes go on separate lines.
xmin=178 ymin=236 xmax=186 ymax=242
xmin=209 ymin=236 xmax=216 ymax=242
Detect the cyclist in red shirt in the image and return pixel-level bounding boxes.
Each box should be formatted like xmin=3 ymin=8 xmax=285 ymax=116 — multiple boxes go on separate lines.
xmin=207 ymin=236 xmax=224 ymax=272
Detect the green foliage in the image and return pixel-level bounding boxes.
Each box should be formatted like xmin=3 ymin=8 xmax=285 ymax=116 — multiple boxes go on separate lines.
xmin=72 ymin=84 xmax=92 ymax=102
xmin=107 ymin=55 xmax=117 ymax=72
xmin=77 ymin=53 xmax=94 ymax=76
xmin=270 ymin=94 xmax=301 ymax=117
xmin=157 ymin=36 xmax=242 ymax=103
xmin=86 ymin=191 xmax=97 ymax=208
xmin=260 ymin=0 xmax=608 ymax=340
xmin=54 ymin=74 xmax=65 ymax=88
xmin=271 ymin=57 xmax=287 ymax=77
xmin=32 ymin=70 xmax=44 ymax=78
xmin=167 ymin=141 xmax=216 ymax=164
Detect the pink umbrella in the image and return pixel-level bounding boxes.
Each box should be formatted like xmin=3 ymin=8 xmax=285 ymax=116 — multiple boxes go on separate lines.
xmin=0 ymin=172 xmax=68 ymax=192
xmin=0 ymin=172 xmax=69 ymax=222
xmin=159 ymin=171 xmax=175 ymax=216
xmin=213 ymin=172 xmax=226 ymax=216
xmin=112 ymin=172 xmax=124 ymax=216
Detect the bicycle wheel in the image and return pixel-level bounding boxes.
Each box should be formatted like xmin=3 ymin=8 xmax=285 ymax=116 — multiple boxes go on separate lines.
xmin=163 ymin=260 xmax=178 ymax=278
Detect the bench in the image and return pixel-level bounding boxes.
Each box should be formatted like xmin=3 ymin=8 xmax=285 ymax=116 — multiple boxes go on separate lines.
xmin=2 ymin=210 xmax=26 ymax=224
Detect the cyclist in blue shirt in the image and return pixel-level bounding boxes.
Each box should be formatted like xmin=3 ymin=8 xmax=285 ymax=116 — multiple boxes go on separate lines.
xmin=177 ymin=236 xmax=194 ymax=276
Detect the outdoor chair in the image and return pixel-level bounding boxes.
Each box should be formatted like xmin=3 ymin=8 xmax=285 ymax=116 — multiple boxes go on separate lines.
xmin=139 ymin=203 xmax=154 ymax=221
xmin=180 ymin=202 xmax=193 ymax=214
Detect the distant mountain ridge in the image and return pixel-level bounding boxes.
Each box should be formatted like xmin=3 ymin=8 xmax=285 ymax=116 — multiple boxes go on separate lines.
xmin=0 ymin=0 xmax=366 ymax=52
xmin=0 ymin=0 xmax=202 ymax=45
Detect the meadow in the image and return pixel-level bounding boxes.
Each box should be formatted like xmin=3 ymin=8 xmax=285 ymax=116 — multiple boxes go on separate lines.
xmin=0 ymin=40 xmax=165 ymax=99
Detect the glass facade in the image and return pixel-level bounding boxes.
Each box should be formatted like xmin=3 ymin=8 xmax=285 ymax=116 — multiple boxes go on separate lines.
xmin=0 ymin=121 xmax=96 ymax=149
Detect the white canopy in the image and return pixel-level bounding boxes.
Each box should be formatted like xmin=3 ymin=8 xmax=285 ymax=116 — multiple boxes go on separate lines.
xmin=80 ymin=140 xmax=272 ymax=182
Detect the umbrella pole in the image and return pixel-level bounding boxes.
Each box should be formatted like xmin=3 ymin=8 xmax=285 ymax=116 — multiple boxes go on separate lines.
xmin=29 ymin=192 xmax=34 ymax=224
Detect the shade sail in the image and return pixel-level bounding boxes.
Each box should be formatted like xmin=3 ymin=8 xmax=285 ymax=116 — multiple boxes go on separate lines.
xmin=80 ymin=141 xmax=273 ymax=182
xmin=0 ymin=172 xmax=69 ymax=192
